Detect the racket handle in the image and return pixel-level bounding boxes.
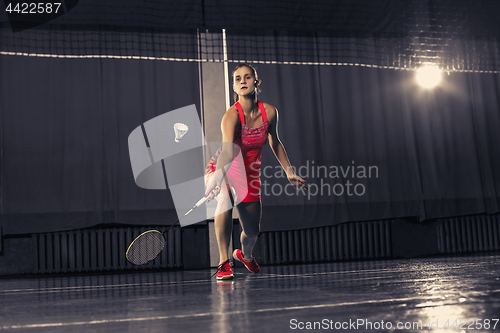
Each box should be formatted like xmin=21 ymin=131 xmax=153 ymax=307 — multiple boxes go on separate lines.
xmin=193 ymin=195 xmax=209 ymax=209
xmin=183 ymin=195 xmax=209 ymax=216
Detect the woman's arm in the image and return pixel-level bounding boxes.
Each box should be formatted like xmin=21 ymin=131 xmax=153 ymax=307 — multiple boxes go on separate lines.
xmin=215 ymin=107 xmax=238 ymax=173
xmin=204 ymin=107 xmax=239 ymax=198
xmin=266 ymin=104 xmax=308 ymax=189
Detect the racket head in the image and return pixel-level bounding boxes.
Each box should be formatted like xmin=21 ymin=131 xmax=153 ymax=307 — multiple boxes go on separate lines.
xmin=126 ymin=230 xmax=166 ymax=265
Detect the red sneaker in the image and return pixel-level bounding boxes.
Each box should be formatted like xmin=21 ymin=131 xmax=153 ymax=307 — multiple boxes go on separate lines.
xmin=216 ymin=260 xmax=234 ymax=280
xmin=233 ymin=249 xmax=260 ymax=273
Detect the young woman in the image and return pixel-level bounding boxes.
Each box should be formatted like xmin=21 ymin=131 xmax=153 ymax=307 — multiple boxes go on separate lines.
xmin=205 ymin=63 xmax=308 ymax=280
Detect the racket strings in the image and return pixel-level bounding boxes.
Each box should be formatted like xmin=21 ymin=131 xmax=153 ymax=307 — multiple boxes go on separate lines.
xmin=127 ymin=231 xmax=166 ymax=265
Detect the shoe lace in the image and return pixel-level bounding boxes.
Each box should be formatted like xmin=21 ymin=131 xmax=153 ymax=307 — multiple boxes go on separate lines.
xmin=219 ymin=261 xmax=231 ymax=272
xmin=211 ymin=259 xmax=231 ymax=278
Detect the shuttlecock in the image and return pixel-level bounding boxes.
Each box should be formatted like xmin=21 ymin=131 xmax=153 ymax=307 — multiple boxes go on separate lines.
xmin=173 ymin=123 xmax=189 ymax=143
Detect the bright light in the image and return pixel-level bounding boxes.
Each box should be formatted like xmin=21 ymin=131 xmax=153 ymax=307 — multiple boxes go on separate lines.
xmin=416 ymin=65 xmax=442 ymax=89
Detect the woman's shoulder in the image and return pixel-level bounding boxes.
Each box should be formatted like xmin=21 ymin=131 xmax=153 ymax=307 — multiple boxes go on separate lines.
xmin=221 ymin=105 xmax=240 ymax=125
xmin=261 ymin=102 xmax=277 ymax=120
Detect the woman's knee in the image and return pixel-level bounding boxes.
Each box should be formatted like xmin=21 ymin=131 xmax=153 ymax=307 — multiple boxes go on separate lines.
xmin=240 ymin=221 xmax=260 ymax=238
xmin=242 ymin=229 xmax=260 ymax=239
xmin=214 ymin=186 xmax=234 ymax=215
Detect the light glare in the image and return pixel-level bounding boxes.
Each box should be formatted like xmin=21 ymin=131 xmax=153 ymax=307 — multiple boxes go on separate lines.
xmin=416 ymin=65 xmax=442 ymax=89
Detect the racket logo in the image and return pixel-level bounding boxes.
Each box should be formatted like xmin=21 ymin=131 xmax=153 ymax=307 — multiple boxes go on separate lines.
xmin=173 ymin=122 xmax=189 ymax=143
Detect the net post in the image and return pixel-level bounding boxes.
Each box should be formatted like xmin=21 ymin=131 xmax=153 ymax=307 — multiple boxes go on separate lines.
xmin=222 ymin=28 xmax=230 ymax=110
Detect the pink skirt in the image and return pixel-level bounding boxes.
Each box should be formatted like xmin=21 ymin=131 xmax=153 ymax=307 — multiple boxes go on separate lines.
xmin=204 ymin=156 xmax=261 ymax=203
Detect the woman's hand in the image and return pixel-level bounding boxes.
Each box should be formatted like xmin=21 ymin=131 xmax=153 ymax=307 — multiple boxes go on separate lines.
xmin=288 ymin=174 xmax=310 ymax=190
xmin=205 ymin=169 xmax=225 ymax=202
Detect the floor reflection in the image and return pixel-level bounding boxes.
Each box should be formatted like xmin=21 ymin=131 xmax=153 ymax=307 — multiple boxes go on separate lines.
xmin=0 ymin=254 xmax=498 ymax=332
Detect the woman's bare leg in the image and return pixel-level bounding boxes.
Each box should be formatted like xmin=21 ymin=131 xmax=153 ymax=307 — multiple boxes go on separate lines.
xmin=213 ymin=184 xmax=234 ymax=263
xmin=214 ymin=209 xmax=233 ymax=263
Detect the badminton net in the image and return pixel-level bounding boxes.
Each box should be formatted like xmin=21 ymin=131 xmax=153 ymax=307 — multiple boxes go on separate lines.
xmin=1 ymin=0 xmax=500 ymax=72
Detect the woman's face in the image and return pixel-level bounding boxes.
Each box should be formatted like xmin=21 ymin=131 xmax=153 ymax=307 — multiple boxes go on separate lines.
xmin=233 ymin=66 xmax=258 ymax=98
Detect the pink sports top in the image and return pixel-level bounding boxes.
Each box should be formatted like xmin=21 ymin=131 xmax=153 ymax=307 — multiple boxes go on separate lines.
xmin=206 ymin=100 xmax=270 ymax=202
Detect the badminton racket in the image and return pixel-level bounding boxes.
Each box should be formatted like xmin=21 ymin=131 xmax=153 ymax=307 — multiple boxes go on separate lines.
xmin=126 ymin=194 xmax=210 ymax=265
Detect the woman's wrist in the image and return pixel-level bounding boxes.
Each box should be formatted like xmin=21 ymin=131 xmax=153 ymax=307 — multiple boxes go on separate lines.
xmin=285 ymin=168 xmax=296 ymax=179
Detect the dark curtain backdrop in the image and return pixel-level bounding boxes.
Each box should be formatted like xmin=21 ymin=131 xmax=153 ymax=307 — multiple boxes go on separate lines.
xmin=0 ymin=55 xmax=200 ymax=234
xmin=2 ymin=55 xmax=500 ymax=234
xmin=256 ymin=65 xmax=500 ymax=231
xmin=2 ymin=0 xmax=500 ymax=234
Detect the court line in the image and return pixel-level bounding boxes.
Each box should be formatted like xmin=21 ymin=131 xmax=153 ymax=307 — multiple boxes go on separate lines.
xmin=0 ymin=274 xmax=391 ymax=296
xmin=0 ymin=269 xmax=380 ymax=294
xmin=4 ymin=291 xmax=499 ymax=331
xmin=0 ymin=264 xmax=498 ymax=329
xmin=0 ymin=295 xmax=463 ymax=330
xmin=0 ymin=261 xmax=495 ymax=295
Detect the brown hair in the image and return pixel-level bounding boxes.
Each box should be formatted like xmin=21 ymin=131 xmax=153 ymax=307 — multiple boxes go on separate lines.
xmin=232 ymin=63 xmax=261 ymax=103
